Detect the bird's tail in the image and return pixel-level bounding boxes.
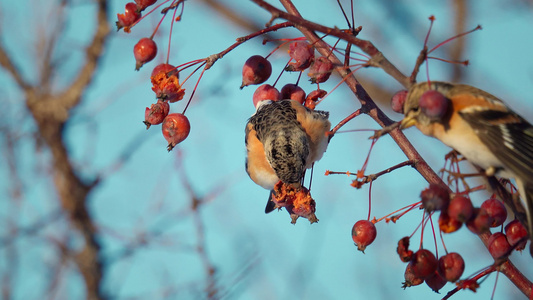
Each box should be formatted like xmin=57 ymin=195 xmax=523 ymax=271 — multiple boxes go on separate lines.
xmin=265 ymin=190 xmax=276 ymax=213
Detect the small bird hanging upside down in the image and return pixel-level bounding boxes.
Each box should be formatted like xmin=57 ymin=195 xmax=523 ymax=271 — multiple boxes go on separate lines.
xmin=245 ymin=99 xmax=331 ymax=223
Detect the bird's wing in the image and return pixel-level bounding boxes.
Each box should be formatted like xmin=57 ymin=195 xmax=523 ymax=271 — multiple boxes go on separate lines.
xmin=458 ymin=106 xmax=533 ymax=181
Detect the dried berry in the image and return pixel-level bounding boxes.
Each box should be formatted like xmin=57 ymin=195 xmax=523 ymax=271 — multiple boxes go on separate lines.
xmin=116 ymin=2 xmax=141 ymax=31
xmin=144 ymin=100 xmax=169 ymax=129
xmin=308 ymin=56 xmax=334 ymax=84
xmin=420 ymin=183 xmax=450 ymax=212
xmin=403 ymin=263 xmax=424 ymax=288
xmin=286 ymin=41 xmax=314 ymax=71
xmin=397 ymin=236 xmax=413 ymax=262
xmin=151 ymin=64 xmax=184 ymax=102
xmin=438 ymin=211 xmax=462 ymax=233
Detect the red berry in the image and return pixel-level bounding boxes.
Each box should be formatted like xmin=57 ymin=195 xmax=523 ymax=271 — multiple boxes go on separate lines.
xmin=286 ymin=41 xmax=314 ymax=72
xmin=410 ymin=249 xmax=438 ymax=279
xmin=116 ymin=2 xmax=141 ymax=31
xmin=162 ymin=113 xmax=190 ymax=151
xmin=151 ymin=63 xmax=184 ymax=102
xmin=505 ymin=220 xmax=528 ymax=250
xmin=304 ymin=89 xmax=327 ymax=110
xmin=134 ymin=38 xmax=157 ymax=70
xmin=391 ymin=90 xmax=408 ymax=114
xmin=438 ymin=211 xmax=462 ymax=233
xmin=480 ymin=198 xmax=507 ymax=227
xmin=240 ymin=55 xmax=272 ymax=89
xmin=252 ymin=84 xmax=280 ymax=107
xmin=488 ymin=232 xmax=511 ymax=259
xmin=308 ymin=56 xmax=334 ymax=84
xmin=425 ymin=271 xmax=447 ymax=293
xmin=402 ymin=263 xmax=424 ymax=288
xmin=143 ymin=100 xmax=169 ymax=129
xmin=466 ymin=208 xmax=492 ymax=234
xmin=420 ymin=183 xmax=450 ymax=213
xmin=151 ymin=63 xmax=178 ymax=78
xmin=280 ymin=84 xmax=306 ymax=104
xmin=135 ymin=0 xmax=157 ymax=11
xmin=351 ymin=220 xmax=377 ymax=253
xmin=438 ymin=252 xmax=465 ymax=282
xmin=448 ymin=196 xmax=474 ymax=223
xmin=419 ymin=90 xmax=450 ymax=120
xmin=397 ymin=236 xmax=413 ymax=262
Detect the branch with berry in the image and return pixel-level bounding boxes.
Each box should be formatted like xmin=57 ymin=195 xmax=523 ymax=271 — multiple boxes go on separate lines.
xmin=115 ymin=0 xmax=532 ymax=298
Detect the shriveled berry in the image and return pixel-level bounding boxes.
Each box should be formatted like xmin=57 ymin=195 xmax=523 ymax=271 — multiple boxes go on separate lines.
xmin=391 ymin=90 xmax=408 ymax=114
xmin=481 ymin=198 xmax=507 ymax=227
xmin=135 ymin=0 xmax=157 ymax=11
xmin=448 ymin=196 xmax=474 ymax=223
xmin=504 ymin=220 xmax=528 ymax=250
xmin=134 ymin=37 xmax=157 ymax=70
xmin=351 ymin=220 xmax=377 ymax=253
xmin=438 ymin=211 xmax=462 ymax=233
xmin=151 ymin=64 xmax=184 ymax=102
xmin=162 ymin=113 xmax=190 ymax=151
xmin=151 ymin=63 xmax=178 ymax=78
xmin=286 ymin=41 xmax=314 ymax=72
xmin=419 ymin=90 xmax=450 ymax=120
xmin=410 ymin=249 xmax=438 ymax=279
xmin=466 ymin=208 xmax=492 ymax=234
xmin=308 ymin=56 xmax=334 ymax=84
xmin=252 ymin=84 xmax=280 ymax=107
xmin=304 ymin=89 xmax=327 ymax=110
xmin=280 ymin=84 xmax=306 ymax=104
xmin=117 ymin=2 xmax=141 ymax=32
xmin=426 ymin=271 xmax=447 ymax=293
xmin=397 ymin=236 xmax=413 ymax=262
xmin=240 ymin=55 xmax=272 ymax=89
xmin=402 ymin=263 xmax=424 ymax=288
xmin=144 ymin=100 xmax=169 ymax=129
xmin=420 ymin=183 xmax=450 ymax=213
xmin=488 ymin=232 xmax=511 ymax=259
xmin=438 ymin=252 xmax=464 ymax=282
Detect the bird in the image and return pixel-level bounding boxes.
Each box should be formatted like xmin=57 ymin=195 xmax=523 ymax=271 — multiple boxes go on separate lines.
xmin=245 ymin=99 xmax=331 ymax=214
xmin=401 ymin=81 xmax=533 ymax=254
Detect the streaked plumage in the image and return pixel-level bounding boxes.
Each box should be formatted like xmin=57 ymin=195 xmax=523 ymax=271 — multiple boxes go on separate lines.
xmin=245 ymin=99 xmax=331 ymax=212
xmin=402 ymin=81 xmax=533 ymax=254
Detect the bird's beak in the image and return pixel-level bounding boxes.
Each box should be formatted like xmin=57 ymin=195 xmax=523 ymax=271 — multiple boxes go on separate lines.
xmin=400 ymin=113 xmax=418 ymax=129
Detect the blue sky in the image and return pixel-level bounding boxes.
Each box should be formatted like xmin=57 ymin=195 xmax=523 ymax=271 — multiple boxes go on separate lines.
xmin=1 ymin=0 xmax=533 ymax=299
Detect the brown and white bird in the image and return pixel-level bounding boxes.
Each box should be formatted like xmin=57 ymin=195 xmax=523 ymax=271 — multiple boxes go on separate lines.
xmin=401 ymin=81 xmax=533 ymax=253
xmin=245 ymin=99 xmax=331 ymax=213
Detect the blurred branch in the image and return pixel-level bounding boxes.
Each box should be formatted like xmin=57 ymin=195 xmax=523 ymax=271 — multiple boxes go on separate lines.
xmin=450 ymin=0 xmax=468 ymax=81
xmin=0 ymin=0 xmax=111 ymax=299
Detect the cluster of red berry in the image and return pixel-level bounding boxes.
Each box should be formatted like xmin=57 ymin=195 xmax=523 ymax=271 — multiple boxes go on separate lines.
xmin=241 ymin=40 xmax=334 ymax=109
xmin=117 ymin=0 xmax=191 ymax=151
